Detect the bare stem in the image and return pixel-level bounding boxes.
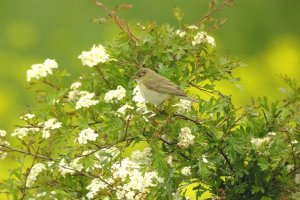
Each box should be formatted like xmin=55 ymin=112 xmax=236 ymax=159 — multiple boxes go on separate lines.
xmin=94 ymin=1 xmax=139 ymax=43
xmin=196 ymin=0 xmax=233 ymax=25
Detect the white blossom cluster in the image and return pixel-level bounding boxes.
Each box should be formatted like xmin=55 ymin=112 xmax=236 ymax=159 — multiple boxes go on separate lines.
xmin=132 ymin=86 xmax=156 ymax=121
xmin=131 ymin=147 xmax=152 ymax=165
xmin=20 ymin=113 xmax=35 ymax=121
xmin=78 ymin=44 xmax=110 ymax=67
xmin=86 ymin=148 xmax=163 ymax=200
xmin=40 ymin=118 xmax=62 ymax=139
xmin=58 ymin=158 xmax=83 ymax=177
xmin=133 ymin=86 xmax=147 ymax=111
xmin=26 ymin=163 xmax=46 ymax=187
xmin=116 ymin=104 xmax=134 ymax=117
xmin=175 ymin=29 xmax=186 ymax=38
xmin=11 ymin=118 xmax=61 ymax=139
xmin=0 ymin=130 xmax=6 ymax=137
xmin=250 ymin=136 xmax=273 ymax=155
xmin=92 ymin=147 xmax=121 ymax=169
xmin=0 ymin=130 xmax=9 ymax=160
xmin=75 ymin=91 xmax=99 ymax=109
xmin=86 ymin=177 xmax=114 ymax=199
xmin=28 ymin=191 xmax=57 ymax=200
xmin=192 ymin=31 xmax=216 ymax=47
xmin=181 ymin=166 xmax=192 ymax=176
xmin=251 ymin=137 xmax=271 ymax=148
xmin=104 ymin=86 xmax=126 ymax=103
xmin=68 ymin=81 xmax=82 ymax=101
xmin=77 ymin=128 xmax=99 ymax=144
xmin=27 ymin=59 xmax=58 ymax=82
xmin=173 ymin=99 xmax=192 ymax=113
xmin=11 ymin=127 xmax=40 ymax=139
xmin=177 ymin=127 xmax=195 ymax=148
xmin=187 ymin=24 xmax=199 ymax=30
xmin=172 ymin=188 xmax=185 ymax=200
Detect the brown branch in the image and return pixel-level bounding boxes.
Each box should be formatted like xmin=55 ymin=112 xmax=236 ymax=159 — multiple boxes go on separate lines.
xmin=123 ymin=116 xmax=131 ymax=140
xmin=95 ymin=66 xmax=111 ymax=87
xmin=159 ymin=137 xmax=191 ymax=161
xmin=94 ymin=1 xmax=139 ymax=43
xmin=1 ymin=144 xmax=116 ymax=191
xmin=20 ymin=146 xmax=41 ymax=200
xmin=172 ymin=114 xmax=234 ymax=171
xmin=0 ymin=144 xmax=51 ymax=161
xmin=42 ymin=79 xmax=60 ymax=90
xmin=195 ymin=0 xmax=233 ymax=25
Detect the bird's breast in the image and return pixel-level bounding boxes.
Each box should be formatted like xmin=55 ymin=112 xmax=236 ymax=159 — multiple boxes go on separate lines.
xmin=139 ymin=83 xmax=170 ymax=105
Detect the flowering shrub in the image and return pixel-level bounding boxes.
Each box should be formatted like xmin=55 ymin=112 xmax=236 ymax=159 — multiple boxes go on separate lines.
xmin=0 ymin=1 xmax=299 ymax=199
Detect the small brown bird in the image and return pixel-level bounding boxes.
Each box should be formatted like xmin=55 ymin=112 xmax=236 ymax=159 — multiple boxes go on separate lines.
xmin=133 ymin=68 xmax=198 ymax=105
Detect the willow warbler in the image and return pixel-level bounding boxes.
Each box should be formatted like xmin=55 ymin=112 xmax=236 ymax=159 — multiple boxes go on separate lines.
xmin=133 ymin=68 xmax=198 ymax=105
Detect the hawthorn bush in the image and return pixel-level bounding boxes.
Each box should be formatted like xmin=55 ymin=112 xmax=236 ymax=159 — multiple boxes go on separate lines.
xmin=0 ymin=1 xmax=299 ymax=199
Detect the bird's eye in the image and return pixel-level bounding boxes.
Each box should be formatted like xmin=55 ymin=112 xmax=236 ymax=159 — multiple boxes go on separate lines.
xmin=138 ymin=75 xmax=142 ymax=77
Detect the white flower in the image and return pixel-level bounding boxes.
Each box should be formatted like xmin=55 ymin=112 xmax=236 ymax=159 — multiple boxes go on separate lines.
xmin=181 ymin=166 xmax=192 ymax=176
xmin=202 ymin=155 xmax=208 ymax=163
xmin=44 ymin=118 xmax=62 ymax=130
xmin=175 ymin=29 xmax=186 ymax=38
xmin=75 ymin=91 xmax=99 ymax=109
xmin=112 ymin=157 xmax=140 ymax=181
xmin=58 ymin=158 xmax=73 ymax=176
xmin=68 ymin=82 xmax=82 ymax=101
xmin=133 ymin=86 xmax=146 ymax=104
xmin=167 ymin=155 xmax=173 ymax=167
xmin=117 ymin=104 xmax=134 ymax=116
xmin=78 ymin=128 xmax=99 ymax=144
xmin=26 ymin=163 xmax=46 ymax=187
xmin=173 ymin=99 xmax=191 ymax=113
xmin=0 ymin=151 xmax=7 ymax=160
xmin=177 ymin=127 xmax=195 ymax=148
xmin=58 ymin=158 xmax=83 ymax=177
xmin=131 ymin=147 xmax=152 ymax=165
xmin=27 ymin=59 xmax=58 ymax=82
xmin=251 ymin=137 xmax=270 ymax=148
xmin=132 ymin=86 xmax=156 ymax=121
xmin=93 ymin=147 xmax=120 ymax=169
xmin=187 ymin=25 xmax=198 ymax=30
xmin=20 ymin=113 xmax=35 ymax=121
xmin=104 ymin=86 xmax=126 ymax=103
xmin=41 ymin=118 xmax=62 ymax=139
xmin=291 ymin=140 xmax=298 ymax=144
xmin=78 ymin=44 xmax=110 ymax=67
xmin=0 ymin=130 xmax=7 ymax=137
xmin=70 ymin=82 xmax=82 ymax=90
xmin=86 ymin=178 xmax=108 ymax=199
xmin=11 ymin=127 xmax=40 ymax=139
xmin=172 ymin=189 xmax=183 ymax=200
xmin=109 ymin=152 xmax=163 ymax=199
xmin=192 ymin=31 xmax=216 ymax=47
xmin=267 ymin=132 xmax=276 ymax=136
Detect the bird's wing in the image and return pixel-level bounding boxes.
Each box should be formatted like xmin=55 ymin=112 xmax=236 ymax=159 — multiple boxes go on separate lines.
xmin=143 ymin=72 xmax=186 ymax=97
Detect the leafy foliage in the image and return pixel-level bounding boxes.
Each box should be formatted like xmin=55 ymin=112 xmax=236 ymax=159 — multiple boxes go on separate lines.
xmin=0 ymin=1 xmax=299 ymax=199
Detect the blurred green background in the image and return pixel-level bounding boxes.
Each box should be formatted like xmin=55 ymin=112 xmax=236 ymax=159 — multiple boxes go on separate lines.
xmin=1 ymin=0 xmax=300 ymax=182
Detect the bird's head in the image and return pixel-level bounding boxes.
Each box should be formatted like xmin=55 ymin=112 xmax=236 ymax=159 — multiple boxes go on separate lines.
xmin=132 ymin=68 xmax=151 ymax=82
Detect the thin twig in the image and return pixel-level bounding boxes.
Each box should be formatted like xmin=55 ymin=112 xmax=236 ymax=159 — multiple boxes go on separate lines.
xmin=95 ymin=66 xmax=111 ymax=87
xmin=94 ymin=1 xmax=139 ymax=43
xmin=42 ymin=79 xmax=60 ymax=90
xmin=123 ymin=116 xmax=131 ymax=140
xmin=195 ymin=0 xmax=233 ymax=25
xmin=0 ymin=144 xmax=51 ymax=160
